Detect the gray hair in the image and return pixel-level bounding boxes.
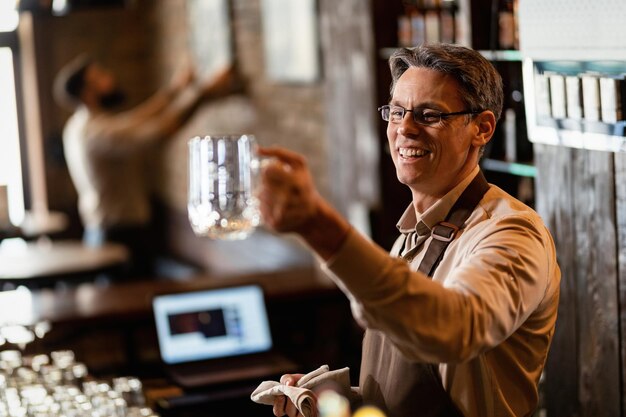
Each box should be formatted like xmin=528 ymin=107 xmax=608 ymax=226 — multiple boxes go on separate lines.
xmin=389 ymin=43 xmax=503 ymax=122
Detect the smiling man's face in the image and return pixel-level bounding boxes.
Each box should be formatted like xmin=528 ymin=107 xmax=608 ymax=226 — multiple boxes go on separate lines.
xmin=387 ymin=66 xmax=484 ymax=208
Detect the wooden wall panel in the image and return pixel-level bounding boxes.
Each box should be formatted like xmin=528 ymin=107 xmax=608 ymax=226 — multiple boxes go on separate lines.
xmin=534 ymin=144 xmax=578 ymax=417
xmin=571 ymin=149 xmax=620 ymax=417
xmin=536 ymin=144 xmax=623 ymax=417
xmin=615 ymin=152 xmax=626 ymax=417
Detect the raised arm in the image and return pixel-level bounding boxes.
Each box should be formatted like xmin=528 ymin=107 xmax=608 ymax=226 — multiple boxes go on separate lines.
xmin=86 ymin=66 xmax=237 ymax=154
xmin=122 ymin=60 xmax=199 ymax=120
xmin=258 ymin=146 xmax=557 ymax=364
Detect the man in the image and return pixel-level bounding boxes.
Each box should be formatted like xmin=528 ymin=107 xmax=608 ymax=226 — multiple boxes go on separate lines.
xmin=260 ymin=44 xmax=560 ymax=417
xmin=54 ymin=55 xmax=234 ymax=277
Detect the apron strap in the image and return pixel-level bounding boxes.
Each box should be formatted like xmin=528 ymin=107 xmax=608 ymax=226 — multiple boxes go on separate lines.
xmin=360 ymin=172 xmax=489 ymax=417
xmin=418 ymin=171 xmax=490 ymax=277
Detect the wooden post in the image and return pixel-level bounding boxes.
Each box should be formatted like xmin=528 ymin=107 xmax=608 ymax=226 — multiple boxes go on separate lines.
xmin=614 ymin=152 xmax=626 ymax=417
xmin=535 ymin=143 xmax=622 ymax=417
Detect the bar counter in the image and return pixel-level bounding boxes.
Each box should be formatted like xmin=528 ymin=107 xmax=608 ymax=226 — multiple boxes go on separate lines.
xmin=1 ymin=265 xmax=334 ymax=327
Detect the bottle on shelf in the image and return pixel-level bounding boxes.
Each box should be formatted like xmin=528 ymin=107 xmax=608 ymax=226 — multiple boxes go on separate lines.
xmin=498 ymin=0 xmax=519 ymax=50
xmin=424 ymin=9 xmax=441 ymax=43
xmin=410 ymin=8 xmax=426 ymax=46
xmin=396 ymin=0 xmax=459 ymax=48
xmin=440 ymin=5 xmax=455 ymax=43
xmin=503 ymin=108 xmax=517 ymax=162
xmin=398 ymin=12 xmax=412 ymax=47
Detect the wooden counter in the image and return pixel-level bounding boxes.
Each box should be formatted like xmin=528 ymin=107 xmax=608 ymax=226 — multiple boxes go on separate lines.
xmin=0 ymin=240 xmax=129 ymax=283
xmin=3 ymin=265 xmax=334 ymax=327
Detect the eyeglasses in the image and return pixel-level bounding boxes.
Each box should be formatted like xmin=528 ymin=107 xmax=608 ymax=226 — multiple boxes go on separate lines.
xmin=378 ymin=104 xmax=483 ymax=126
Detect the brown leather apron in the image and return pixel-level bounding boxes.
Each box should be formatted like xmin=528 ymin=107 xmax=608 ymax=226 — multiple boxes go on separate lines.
xmin=359 ymin=172 xmax=490 ymax=417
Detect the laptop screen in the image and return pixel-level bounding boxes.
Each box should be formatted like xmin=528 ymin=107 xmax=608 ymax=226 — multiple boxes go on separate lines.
xmin=153 ymin=285 xmax=273 ymax=364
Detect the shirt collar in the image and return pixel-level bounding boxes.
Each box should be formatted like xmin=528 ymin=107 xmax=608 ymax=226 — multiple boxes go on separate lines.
xmin=396 ymin=166 xmax=481 ymax=235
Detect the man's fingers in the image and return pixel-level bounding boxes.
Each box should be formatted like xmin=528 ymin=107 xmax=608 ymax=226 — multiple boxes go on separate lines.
xmin=263 ymin=162 xmax=293 ymax=185
xmin=273 ymin=395 xmax=286 ymax=416
xmin=259 ymin=146 xmax=306 ymax=169
xmin=284 ymin=398 xmax=299 ymax=417
xmin=280 ymin=374 xmax=296 ymax=386
xmin=274 ymin=373 xmax=307 ymax=417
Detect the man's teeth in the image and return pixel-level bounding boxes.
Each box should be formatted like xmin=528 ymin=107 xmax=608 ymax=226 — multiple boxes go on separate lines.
xmin=399 ymin=148 xmax=429 ymax=157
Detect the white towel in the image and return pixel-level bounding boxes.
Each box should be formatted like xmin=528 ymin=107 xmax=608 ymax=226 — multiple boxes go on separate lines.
xmin=250 ymin=365 xmax=351 ymax=417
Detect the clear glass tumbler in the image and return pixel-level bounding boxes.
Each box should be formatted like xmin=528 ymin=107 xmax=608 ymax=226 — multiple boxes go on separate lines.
xmin=188 ymin=134 xmax=261 ymax=240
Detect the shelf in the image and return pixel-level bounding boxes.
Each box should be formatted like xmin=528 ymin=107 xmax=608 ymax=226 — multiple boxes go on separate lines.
xmin=528 ymin=125 xmax=626 ymax=153
xmin=481 ymin=158 xmax=536 ymax=178
xmin=477 ymin=50 xmax=523 ymax=62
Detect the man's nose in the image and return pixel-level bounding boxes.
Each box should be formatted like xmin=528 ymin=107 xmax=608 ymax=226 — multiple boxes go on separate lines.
xmin=398 ymin=111 xmax=420 ymax=136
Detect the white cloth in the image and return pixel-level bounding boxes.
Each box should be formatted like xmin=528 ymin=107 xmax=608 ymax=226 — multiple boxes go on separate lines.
xmin=250 ymin=365 xmax=351 ymax=417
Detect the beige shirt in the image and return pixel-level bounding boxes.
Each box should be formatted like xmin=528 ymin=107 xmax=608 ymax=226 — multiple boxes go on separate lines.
xmin=63 ymin=107 xmax=155 ymax=229
xmin=325 ymin=167 xmax=560 ymax=417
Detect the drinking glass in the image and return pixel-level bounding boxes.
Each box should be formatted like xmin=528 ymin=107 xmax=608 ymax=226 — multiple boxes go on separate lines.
xmin=188 ymin=134 xmax=262 ymax=240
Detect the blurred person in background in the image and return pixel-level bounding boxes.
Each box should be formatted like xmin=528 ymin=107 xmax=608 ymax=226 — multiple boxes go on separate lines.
xmin=54 ymin=55 xmax=235 ymax=278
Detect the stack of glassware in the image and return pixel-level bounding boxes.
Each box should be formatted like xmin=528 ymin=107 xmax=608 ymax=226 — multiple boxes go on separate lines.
xmin=0 ymin=349 xmax=158 ymax=417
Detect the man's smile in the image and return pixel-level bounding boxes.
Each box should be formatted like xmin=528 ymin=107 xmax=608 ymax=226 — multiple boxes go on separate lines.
xmin=398 ymin=146 xmax=431 ymax=159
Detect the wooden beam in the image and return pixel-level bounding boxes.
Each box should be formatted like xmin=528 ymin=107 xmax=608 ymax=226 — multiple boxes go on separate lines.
xmin=536 ymin=144 xmax=623 ymax=416
xmin=534 ymin=143 xmax=578 ymax=417
xmin=571 ymin=149 xmax=621 ymax=417
xmin=614 ymin=152 xmax=626 ymax=417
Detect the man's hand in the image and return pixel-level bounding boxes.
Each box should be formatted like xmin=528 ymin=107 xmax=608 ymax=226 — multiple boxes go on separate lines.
xmin=199 ymin=65 xmax=240 ymax=98
xmin=258 ymin=147 xmax=351 ymax=260
xmin=273 ymin=373 xmax=307 ymax=417
xmin=258 ymin=147 xmax=321 ymax=234
xmin=168 ymin=56 xmax=196 ymax=92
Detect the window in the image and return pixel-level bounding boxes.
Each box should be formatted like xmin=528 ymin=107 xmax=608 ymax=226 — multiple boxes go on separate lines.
xmin=0 ymin=2 xmax=18 ymax=32
xmin=0 ymin=3 xmax=25 ymax=225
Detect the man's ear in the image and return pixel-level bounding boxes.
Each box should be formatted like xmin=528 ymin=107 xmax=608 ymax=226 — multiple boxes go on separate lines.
xmin=472 ymin=111 xmax=496 ymax=148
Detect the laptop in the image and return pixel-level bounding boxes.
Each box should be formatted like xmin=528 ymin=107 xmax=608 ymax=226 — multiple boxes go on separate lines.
xmin=152 ymin=284 xmax=297 ymax=388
